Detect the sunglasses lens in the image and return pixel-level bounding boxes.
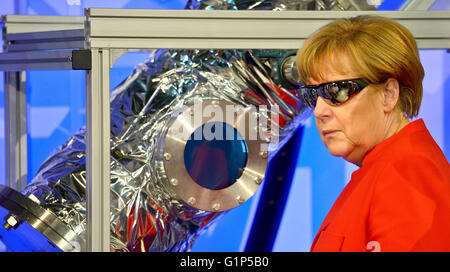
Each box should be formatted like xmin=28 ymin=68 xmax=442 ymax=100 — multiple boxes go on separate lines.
xmin=300 ymin=79 xmax=367 ymax=108
xmin=300 ymin=87 xmax=318 ymax=108
xmin=324 ymin=82 xmax=357 ymax=104
xmin=300 ymin=89 xmax=312 ymax=107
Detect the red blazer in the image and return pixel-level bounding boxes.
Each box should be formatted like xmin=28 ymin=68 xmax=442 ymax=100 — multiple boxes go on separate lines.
xmin=310 ymin=119 xmax=450 ymax=252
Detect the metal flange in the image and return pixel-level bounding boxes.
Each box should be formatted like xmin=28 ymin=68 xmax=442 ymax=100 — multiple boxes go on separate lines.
xmin=0 ymin=185 xmax=85 ymax=252
xmin=162 ymin=100 xmax=269 ymax=212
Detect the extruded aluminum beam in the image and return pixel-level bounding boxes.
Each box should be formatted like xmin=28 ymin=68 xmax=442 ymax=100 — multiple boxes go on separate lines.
xmin=0 ymin=49 xmax=91 ymax=71
xmin=1 ymin=15 xmax=85 ymax=52
xmin=0 ymin=50 xmax=73 ymax=71
xmin=85 ymin=48 xmax=111 ymax=252
xmin=1 ymin=15 xmax=84 ymax=34
xmin=4 ymin=29 xmax=85 ymax=52
xmin=85 ymin=9 xmax=450 ymax=50
xmin=4 ymin=71 xmax=27 ymax=192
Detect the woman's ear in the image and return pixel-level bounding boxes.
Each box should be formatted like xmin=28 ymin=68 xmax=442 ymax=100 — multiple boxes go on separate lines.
xmin=382 ymin=78 xmax=400 ymax=113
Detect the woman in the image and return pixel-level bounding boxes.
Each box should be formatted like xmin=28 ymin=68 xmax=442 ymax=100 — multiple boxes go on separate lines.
xmin=296 ymin=15 xmax=450 ymax=252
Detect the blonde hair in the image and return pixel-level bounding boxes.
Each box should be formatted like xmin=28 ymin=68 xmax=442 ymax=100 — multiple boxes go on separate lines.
xmin=296 ymin=15 xmax=424 ymax=118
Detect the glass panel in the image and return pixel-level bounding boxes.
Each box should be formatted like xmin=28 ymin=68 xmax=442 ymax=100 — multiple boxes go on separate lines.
xmin=184 ymin=122 xmax=248 ymax=190
xmin=26 ymin=70 xmax=86 ymax=181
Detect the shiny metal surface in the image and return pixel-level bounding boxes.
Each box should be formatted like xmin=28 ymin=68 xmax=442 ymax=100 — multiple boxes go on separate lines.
xmin=281 ymin=55 xmax=302 ymax=87
xmin=0 ymin=185 xmax=84 ymax=252
xmin=162 ymin=100 xmax=269 ymax=212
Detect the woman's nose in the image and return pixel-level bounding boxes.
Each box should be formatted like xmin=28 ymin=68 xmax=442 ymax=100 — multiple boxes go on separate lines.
xmin=313 ymin=97 xmax=332 ymax=120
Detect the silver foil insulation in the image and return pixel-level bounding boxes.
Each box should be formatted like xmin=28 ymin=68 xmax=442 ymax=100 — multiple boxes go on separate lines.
xmin=20 ymin=49 xmax=309 ymax=252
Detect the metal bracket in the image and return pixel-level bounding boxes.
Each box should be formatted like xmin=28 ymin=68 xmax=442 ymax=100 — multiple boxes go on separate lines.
xmin=0 ymin=49 xmax=91 ymax=71
xmin=72 ymin=49 xmax=91 ymax=70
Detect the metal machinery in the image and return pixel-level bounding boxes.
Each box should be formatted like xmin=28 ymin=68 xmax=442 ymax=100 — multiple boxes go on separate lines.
xmin=0 ymin=0 xmax=449 ymax=252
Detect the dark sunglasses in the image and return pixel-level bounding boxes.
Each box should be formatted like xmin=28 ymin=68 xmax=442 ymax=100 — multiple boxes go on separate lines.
xmin=299 ymin=78 xmax=371 ymax=108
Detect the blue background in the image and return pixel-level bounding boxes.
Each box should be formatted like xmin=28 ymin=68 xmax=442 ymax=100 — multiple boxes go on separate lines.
xmin=0 ymin=0 xmax=449 ymax=252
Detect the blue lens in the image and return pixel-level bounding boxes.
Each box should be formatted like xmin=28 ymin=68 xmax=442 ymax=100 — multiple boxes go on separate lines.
xmin=184 ymin=122 xmax=248 ymax=190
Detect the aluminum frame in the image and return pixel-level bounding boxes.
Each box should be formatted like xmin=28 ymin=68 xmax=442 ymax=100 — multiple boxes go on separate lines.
xmin=85 ymin=9 xmax=450 ymax=49
xmin=4 ymin=71 xmax=27 ymax=192
xmin=1 ymin=14 xmax=84 ymax=35
xmin=84 ymin=48 xmax=110 ymax=252
xmin=5 ymin=29 xmax=85 ymax=52
xmin=0 ymin=8 xmax=449 ymax=252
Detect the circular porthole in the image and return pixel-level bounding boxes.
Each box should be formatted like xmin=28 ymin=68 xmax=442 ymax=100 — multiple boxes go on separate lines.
xmin=184 ymin=122 xmax=248 ymax=190
xmin=162 ymin=100 xmax=268 ymax=212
